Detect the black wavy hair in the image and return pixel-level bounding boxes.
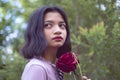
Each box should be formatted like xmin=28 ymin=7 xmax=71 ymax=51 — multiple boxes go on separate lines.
xmin=21 ymin=5 xmax=71 ymax=59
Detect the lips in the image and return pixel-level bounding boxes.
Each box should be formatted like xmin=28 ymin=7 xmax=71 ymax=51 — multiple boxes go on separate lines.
xmin=53 ymin=36 xmax=63 ymax=41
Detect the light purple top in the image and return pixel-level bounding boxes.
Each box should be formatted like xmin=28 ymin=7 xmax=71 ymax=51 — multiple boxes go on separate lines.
xmin=21 ymin=58 xmax=60 ymax=80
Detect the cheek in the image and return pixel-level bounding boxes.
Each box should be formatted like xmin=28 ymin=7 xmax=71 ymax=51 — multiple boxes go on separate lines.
xmin=64 ymin=30 xmax=67 ymax=40
xmin=43 ymin=30 xmax=49 ymax=40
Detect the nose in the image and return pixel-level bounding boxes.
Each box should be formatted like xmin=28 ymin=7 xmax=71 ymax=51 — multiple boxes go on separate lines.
xmin=54 ymin=25 xmax=62 ymax=34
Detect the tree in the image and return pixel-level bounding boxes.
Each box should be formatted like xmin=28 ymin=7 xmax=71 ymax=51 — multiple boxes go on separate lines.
xmin=71 ymin=22 xmax=120 ymax=80
xmin=0 ymin=0 xmax=25 ymax=79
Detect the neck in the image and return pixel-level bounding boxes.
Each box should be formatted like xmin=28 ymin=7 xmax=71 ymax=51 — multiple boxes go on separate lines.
xmin=43 ymin=47 xmax=58 ymax=64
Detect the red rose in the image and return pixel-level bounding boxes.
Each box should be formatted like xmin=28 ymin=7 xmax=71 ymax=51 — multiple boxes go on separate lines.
xmin=56 ymin=52 xmax=78 ymax=73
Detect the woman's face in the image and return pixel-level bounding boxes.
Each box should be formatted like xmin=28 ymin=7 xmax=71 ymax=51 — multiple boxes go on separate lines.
xmin=43 ymin=11 xmax=67 ymax=48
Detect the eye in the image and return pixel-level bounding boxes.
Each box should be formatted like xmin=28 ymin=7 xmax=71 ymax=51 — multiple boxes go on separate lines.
xmin=44 ymin=23 xmax=52 ymax=28
xmin=59 ymin=23 xmax=66 ymax=29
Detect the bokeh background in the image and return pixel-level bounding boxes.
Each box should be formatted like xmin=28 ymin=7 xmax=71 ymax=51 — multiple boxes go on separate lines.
xmin=0 ymin=0 xmax=120 ymax=80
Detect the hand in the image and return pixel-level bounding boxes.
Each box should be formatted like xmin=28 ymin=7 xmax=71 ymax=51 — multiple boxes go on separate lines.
xmin=82 ymin=76 xmax=91 ymax=80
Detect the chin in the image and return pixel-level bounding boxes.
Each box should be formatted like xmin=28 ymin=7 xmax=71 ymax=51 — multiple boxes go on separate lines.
xmin=53 ymin=44 xmax=64 ymax=48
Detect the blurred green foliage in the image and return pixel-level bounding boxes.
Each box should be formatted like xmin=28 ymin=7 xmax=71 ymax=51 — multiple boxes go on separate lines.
xmin=71 ymin=22 xmax=120 ymax=80
xmin=0 ymin=0 xmax=120 ymax=80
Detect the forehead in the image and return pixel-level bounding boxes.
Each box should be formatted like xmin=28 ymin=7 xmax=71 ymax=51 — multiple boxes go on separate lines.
xmin=44 ymin=12 xmax=64 ymax=21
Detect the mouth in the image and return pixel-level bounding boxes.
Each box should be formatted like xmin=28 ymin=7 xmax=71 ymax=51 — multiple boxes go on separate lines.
xmin=52 ymin=36 xmax=63 ymax=41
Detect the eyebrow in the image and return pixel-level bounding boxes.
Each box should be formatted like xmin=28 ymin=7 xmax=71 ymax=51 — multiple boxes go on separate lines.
xmin=44 ymin=21 xmax=53 ymax=23
xmin=44 ymin=20 xmax=65 ymax=24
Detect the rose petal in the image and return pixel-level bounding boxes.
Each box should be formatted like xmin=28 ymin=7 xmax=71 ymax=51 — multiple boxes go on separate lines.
xmin=56 ymin=52 xmax=79 ymax=73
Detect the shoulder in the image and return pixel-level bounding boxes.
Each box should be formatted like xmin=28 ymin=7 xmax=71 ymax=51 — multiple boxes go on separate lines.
xmin=28 ymin=58 xmax=46 ymax=67
xmin=24 ymin=58 xmax=47 ymax=72
xmin=21 ymin=58 xmax=48 ymax=80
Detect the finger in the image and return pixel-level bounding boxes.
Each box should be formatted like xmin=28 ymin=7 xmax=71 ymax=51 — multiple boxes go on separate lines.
xmin=82 ymin=76 xmax=88 ymax=80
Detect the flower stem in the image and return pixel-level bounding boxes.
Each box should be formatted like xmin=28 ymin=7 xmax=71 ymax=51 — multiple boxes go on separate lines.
xmin=73 ymin=53 xmax=83 ymax=80
xmin=73 ymin=72 xmax=77 ymax=80
xmin=77 ymin=63 xmax=83 ymax=79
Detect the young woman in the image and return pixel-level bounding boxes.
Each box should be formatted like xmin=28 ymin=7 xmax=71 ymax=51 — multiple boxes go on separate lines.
xmin=21 ymin=6 xmax=90 ymax=80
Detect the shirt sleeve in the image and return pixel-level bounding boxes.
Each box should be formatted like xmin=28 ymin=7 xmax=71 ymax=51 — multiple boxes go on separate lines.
xmin=25 ymin=65 xmax=47 ymax=80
